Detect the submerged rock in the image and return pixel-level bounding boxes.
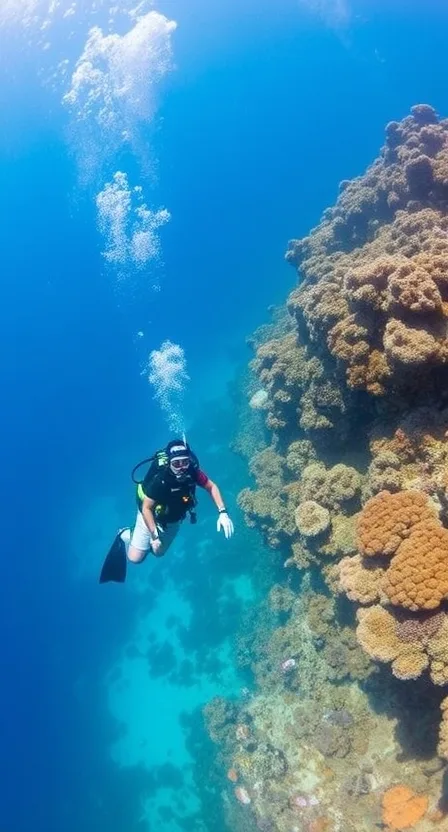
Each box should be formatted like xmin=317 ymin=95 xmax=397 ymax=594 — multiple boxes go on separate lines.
xmin=314 ymin=723 xmax=352 ymax=758
xmin=323 ymin=708 xmax=354 ymax=728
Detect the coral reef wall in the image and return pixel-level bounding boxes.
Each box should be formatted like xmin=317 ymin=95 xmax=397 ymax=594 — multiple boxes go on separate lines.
xmin=208 ymin=107 xmax=448 ymax=832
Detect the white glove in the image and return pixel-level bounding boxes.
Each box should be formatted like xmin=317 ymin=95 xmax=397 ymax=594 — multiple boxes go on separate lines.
xmin=217 ymin=511 xmax=234 ymax=539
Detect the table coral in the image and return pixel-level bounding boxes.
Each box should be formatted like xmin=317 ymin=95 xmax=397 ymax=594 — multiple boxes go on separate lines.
xmin=381 ymin=784 xmax=428 ymax=830
xmin=391 ymin=650 xmax=429 ymax=681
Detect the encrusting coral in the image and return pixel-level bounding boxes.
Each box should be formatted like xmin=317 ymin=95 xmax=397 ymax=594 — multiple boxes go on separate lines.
xmin=381 ymin=785 xmax=428 ymax=830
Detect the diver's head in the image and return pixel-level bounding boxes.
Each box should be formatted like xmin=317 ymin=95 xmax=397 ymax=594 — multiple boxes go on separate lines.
xmin=167 ymin=440 xmax=191 ymax=479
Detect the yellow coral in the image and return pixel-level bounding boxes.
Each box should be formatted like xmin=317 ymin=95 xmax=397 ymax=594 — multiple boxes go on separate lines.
xmin=391 ymin=650 xmax=429 ymax=681
xmin=338 ymin=554 xmax=385 ymax=604
xmin=356 ymin=606 xmax=410 ymax=662
xmin=357 ymin=490 xmax=435 ymax=557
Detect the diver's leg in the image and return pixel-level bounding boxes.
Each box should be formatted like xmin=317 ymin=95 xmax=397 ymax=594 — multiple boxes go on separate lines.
xmin=124 ymin=512 xmax=150 ymax=564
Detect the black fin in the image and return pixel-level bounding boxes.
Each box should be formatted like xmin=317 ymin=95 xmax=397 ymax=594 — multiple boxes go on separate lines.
xmin=99 ymin=533 xmax=127 ymax=584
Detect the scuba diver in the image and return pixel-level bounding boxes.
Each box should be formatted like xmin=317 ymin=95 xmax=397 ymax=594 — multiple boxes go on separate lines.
xmin=99 ymin=439 xmax=234 ymax=583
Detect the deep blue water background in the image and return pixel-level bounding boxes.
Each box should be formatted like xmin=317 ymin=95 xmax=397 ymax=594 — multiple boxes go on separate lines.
xmin=1 ymin=0 xmax=448 ymax=829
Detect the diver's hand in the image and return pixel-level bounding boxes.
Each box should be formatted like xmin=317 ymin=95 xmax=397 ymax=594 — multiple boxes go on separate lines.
xmin=217 ymin=511 xmax=234 ymax=539
xmin=150 ymin=538 xmax=163 ymax=556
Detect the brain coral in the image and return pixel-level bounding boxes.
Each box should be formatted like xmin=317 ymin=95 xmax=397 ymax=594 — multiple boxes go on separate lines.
xmin=357 ymin=490 xmax=435 ymax=557
xmin=294 ymin=501 xmax=330 ymax=538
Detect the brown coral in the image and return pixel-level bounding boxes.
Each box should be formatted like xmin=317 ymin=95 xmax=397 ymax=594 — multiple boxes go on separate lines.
xmin=382 ymin=519 xmax=448 ymax=610
xmin=357 ymin=490 xmax=435 ymax=558
xmin=426 ymin=617 xmax=448 ymax=684
xmin=383 ymin=319 xmax=443 ymax=367
xmin=381 ymin=785 xmax=428 ymax=830
xmin=286 ymin=108 xmax=448 ymax=397
xmin=386 ymin=262 xmax=442 ymax=314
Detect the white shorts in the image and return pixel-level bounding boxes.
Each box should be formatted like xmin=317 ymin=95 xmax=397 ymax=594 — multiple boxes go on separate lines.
xmin=130 ymin=511 xmax=180 ymax=557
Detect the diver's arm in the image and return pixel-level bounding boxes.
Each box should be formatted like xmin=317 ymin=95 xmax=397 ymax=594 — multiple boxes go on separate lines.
xmin=204 ymin=479 xmax=226 ymax=512
xmin=142 ymin=496 xmax=160 ymax=540
xmin=205 ymin=479 xmax=234 ymax=538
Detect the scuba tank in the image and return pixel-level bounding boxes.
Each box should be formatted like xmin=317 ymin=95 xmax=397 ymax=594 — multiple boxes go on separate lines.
xmin=131 ymin=450 xmax=168 ymax=484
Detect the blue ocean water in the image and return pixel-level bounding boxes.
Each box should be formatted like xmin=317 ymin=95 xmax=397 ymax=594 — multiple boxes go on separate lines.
xmin=1 ymin=1 xmax=448 ymax=830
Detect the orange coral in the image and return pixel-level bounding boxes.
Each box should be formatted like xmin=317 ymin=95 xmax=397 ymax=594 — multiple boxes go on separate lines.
xmin=355 ymin=491 xmax=448 ymax=612
xmin=382 ymin=519 xmax=448 ymax=610
xmin=381 ymin=785 xmax=428 ymax=830
xmin=357 ymin=490 xmax=435 ymax=557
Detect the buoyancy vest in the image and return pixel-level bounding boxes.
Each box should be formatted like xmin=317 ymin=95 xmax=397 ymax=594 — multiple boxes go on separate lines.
xmin=135 ymin=448 xmax=199 ymax=525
